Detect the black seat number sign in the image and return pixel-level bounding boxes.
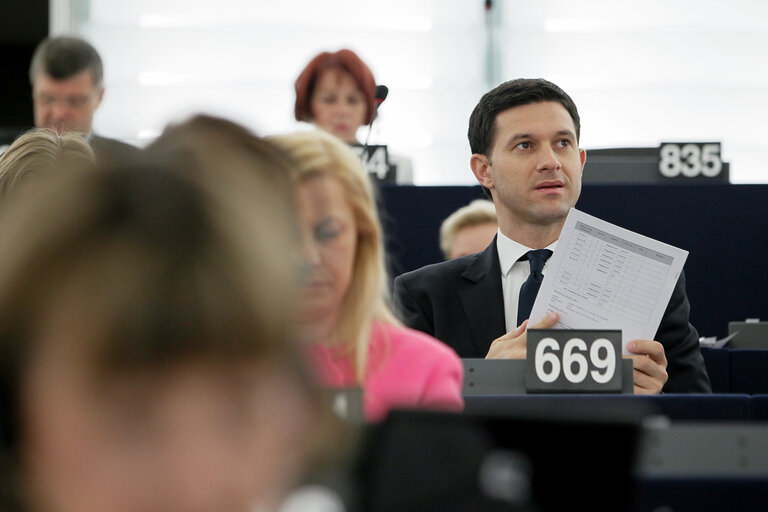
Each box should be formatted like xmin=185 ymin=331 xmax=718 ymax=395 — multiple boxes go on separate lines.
xmin=525 ymin=329 xmax=622 ymax=393
xmin=658 ymin=142 xmax=724 ymax=179
xmin=350 ymin=144 xmax=396 ymax=182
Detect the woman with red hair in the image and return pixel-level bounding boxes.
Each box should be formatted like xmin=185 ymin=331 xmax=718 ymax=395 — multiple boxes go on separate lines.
xmin=294 ymin=49 xmax=413 ymax=183
xmin=294 ymin=49 xmax=376 ymax=144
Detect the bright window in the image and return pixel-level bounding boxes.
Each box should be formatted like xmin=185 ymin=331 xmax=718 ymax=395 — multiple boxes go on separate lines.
xmin=63 ymin=0 xmax=768 ymax=184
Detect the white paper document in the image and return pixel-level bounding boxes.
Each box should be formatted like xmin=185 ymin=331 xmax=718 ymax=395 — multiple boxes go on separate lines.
xmin=529 ymin=208 xmax=688 ymax=354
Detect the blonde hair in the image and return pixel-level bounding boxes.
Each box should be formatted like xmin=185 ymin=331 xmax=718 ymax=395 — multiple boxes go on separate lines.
xmin=439 ymin=199 xmax=498 ymax=259
xmin=0 ymin=128 xmax=95 ymax=199
xmin=269 ymin=130 xmax=400 ymax=382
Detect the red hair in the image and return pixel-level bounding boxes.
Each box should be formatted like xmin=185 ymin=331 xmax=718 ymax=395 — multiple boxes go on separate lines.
xmin=294 ymin=49 xmax=377 ymax=125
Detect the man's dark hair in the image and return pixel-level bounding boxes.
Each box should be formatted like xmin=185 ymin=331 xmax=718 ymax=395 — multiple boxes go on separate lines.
xmin=468 ymin=78 xmax=580 ymax=157
xmin=29 ymin=36 xmax=104 ymax=88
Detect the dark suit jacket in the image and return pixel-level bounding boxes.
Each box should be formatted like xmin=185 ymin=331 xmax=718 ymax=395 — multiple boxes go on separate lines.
xmin=393 ymin=238 xmax=712 ymax=393
xmin=91 ymin=134 xmax=141 ymax=166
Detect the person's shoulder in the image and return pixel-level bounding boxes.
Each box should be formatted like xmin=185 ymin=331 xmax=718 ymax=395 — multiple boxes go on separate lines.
xmin=91 ymin=135 xmax=141 ymax=162
xmin=92 ymin=134 xmax=138 ymax=148
xmin=396 ymin=252 xmax=481 ymax=285
xmin=388 ymin=151 xmax=413 ymax=184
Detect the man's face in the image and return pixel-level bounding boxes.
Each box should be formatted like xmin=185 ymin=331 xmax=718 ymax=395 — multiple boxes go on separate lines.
xmin=32 ymin=69 xmax=103 ymax=134
xmin=474 ymin=101 xmax=586 ymax=231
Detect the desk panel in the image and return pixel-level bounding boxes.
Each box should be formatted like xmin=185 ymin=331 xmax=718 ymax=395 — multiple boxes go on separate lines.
xmin=463 ymin=394 xmax=751 ymax=422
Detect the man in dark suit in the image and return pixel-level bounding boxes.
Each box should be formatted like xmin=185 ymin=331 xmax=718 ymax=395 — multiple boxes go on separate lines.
xmin=393 ymin=78 xmax=710 ymax=394
xmin=29 ymin=36 xmax=140 ymax=165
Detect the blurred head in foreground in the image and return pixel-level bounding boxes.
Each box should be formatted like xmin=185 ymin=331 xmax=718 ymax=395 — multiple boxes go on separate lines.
xmin=439 ymin=199 xmax=498 ymax=260
xmin=0 ymin=128 xmax=95 ymax=199
xmin=0 ymin=116 xmax=320 ymax=512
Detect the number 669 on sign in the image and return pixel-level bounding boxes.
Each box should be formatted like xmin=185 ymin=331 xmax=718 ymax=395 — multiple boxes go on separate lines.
xmin=525 ymin=330 xmax=624 ymax=393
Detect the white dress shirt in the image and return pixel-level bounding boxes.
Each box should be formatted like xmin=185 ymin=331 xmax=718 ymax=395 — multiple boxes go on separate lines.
xmin=496 ymin=230 xmax=557 ymax=333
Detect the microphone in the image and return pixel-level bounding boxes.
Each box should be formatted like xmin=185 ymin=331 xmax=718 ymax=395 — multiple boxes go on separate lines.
xmin=375 ymin=85 xmax=389 ymax=106
xmin=363 ymin=84 xmax=388 ymax=150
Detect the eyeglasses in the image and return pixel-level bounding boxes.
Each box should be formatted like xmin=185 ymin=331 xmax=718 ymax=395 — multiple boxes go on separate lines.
xmin=33 ymin=92 xmax=96 ymax=109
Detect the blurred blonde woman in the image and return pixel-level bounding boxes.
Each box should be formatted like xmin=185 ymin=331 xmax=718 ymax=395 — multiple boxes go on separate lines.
xmin=0 ymin=128 xmax=95 ymax=198
xmin=270 ymin=129 xmax=463 ymax=422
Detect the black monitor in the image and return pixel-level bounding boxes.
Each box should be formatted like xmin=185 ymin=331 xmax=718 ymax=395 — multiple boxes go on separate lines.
xmin=0 ymin=0 xmax=47 ymax=144
xmin=351 ymin=407 xmax=642 ymax=512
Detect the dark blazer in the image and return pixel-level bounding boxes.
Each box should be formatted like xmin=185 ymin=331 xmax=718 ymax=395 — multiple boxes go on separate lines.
xmin=393 ymin=238 xmax=712 ymax=393
xmin=91 ymin=134 xmax=141 ymax=166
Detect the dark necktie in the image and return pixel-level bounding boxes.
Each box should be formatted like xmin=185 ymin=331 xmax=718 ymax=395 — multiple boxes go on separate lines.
xmin=517 ymin=249 xmax=553 ymax=327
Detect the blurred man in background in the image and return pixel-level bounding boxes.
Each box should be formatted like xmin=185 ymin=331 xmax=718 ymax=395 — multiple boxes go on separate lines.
xmin=29 ymin=35 xmax=140 ymax=164
xmin=440 ymin=199 xmax=498 ymax=260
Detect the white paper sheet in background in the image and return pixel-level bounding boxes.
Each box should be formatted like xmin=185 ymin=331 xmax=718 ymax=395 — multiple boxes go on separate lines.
xmin=529 ymin=208 xmax=688 ymax=354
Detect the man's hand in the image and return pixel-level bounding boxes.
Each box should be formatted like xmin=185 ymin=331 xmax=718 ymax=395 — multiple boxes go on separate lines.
xmin=626 ymin=340 xmax=668 ymax=395
xmin=485 ymin=312 xmax=560 ymax=359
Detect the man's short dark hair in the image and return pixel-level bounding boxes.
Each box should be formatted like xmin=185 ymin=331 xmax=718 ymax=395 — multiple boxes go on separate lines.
xmin=468 ymin=78 xmax=581 ymax=157
xmin=29 ymin=36 xmax=104 ymax=88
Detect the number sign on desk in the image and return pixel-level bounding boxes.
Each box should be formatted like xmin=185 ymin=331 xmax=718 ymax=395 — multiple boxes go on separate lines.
xmin=349 ymin=144 xmax=395 ymax=182
xmin=658 ymin=142 xmax=725 ymax=180
xmin=526 ymin=329 xmax=623 ymax=393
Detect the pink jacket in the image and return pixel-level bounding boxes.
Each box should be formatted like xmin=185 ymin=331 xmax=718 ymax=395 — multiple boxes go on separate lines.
xmin=307 ymin=321 xmax=464 ymax=422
